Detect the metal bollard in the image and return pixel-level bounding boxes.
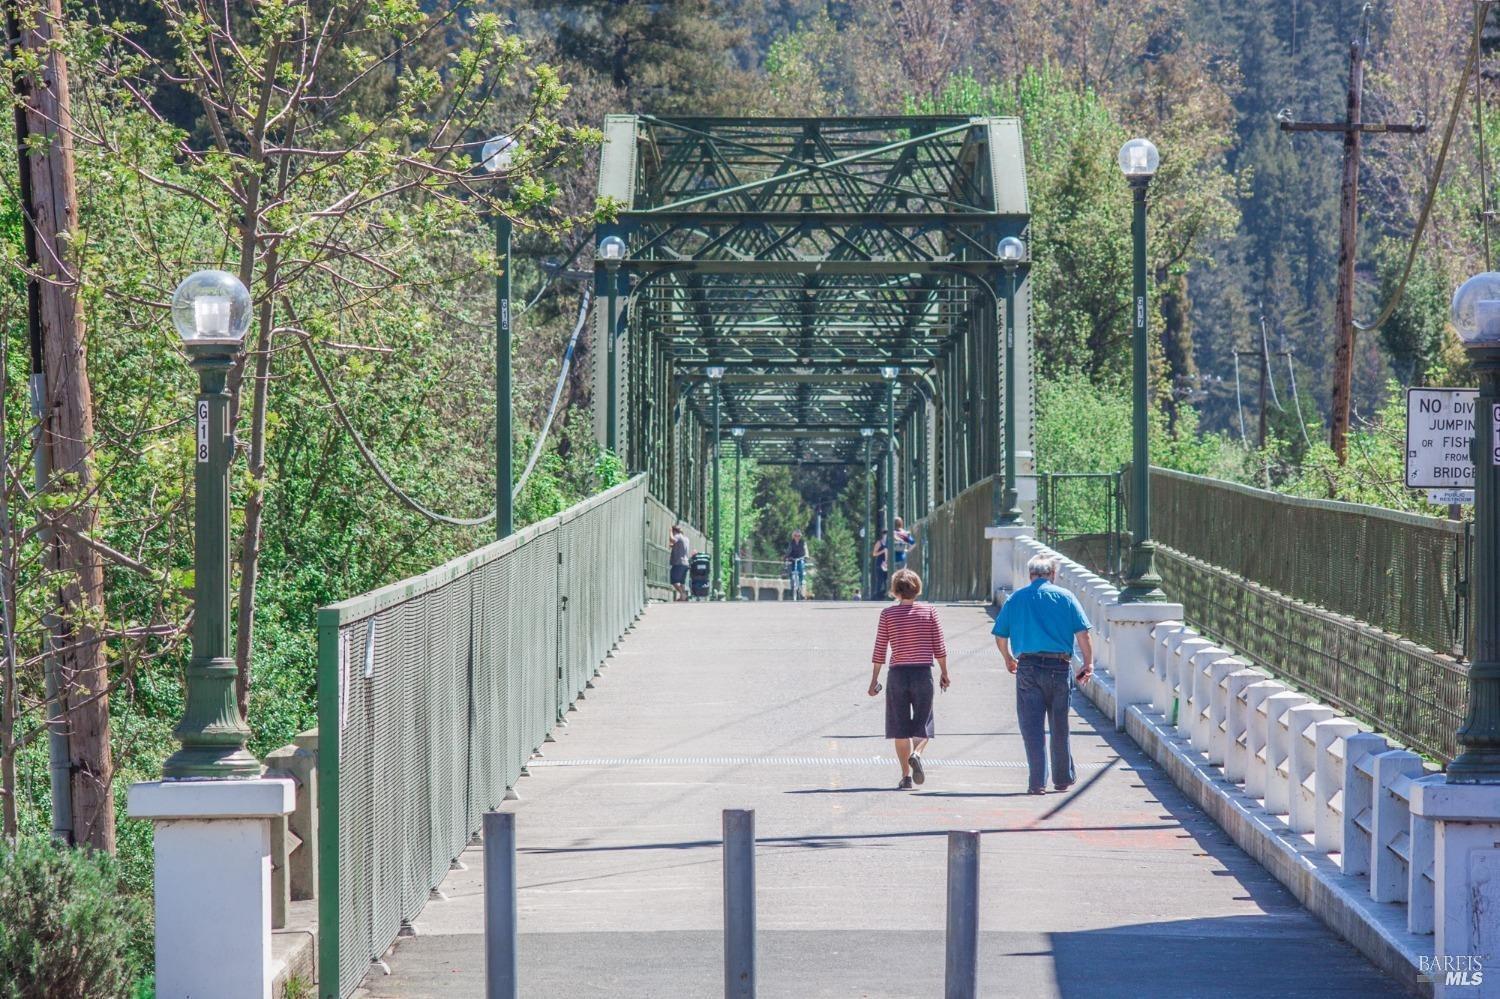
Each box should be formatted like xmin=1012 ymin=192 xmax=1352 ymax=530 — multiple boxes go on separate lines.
xmin=484 ymin=811 xmax=518 ymax=999
xmin=723 ymin=809 xmax=756 ymax=998
xmin=945 ymin=830 xmax=980 ymax=999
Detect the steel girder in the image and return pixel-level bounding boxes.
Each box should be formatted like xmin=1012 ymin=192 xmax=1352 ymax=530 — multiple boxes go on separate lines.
xmin=592 ymin=115 xmax=1031 ymax=509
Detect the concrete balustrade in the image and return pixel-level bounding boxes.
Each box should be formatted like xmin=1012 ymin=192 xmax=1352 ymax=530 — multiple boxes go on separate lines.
xmin=1170 ymin=636 xmax=1217 ymax=728
xmin=1151 ymin=623 xmax=1187 ymax=715
xmin=1340 ymin=733 xmax=1390 ymax=878
xmin=1242 ymin=680 xmax=1287 ymax=799
xmin=1263 ymin=692 xmax=1311 ymax=816
xmin=1218 ymin=667 xmax=1264 ymax=774
xmin=1311 ymin=719 xmax=1360 ymax=853
xmin=1192 ymin=652 xmax=1240 ymax=760
xmin=1370 ymin=750 xmax=1425 ymax=905
xmin=1285 ymin=704 xmax=1337 ymax=834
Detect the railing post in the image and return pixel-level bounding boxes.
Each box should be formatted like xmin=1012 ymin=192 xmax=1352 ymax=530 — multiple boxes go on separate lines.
xmin=484 ymin=811 xmax=518 ymax=999
xmin=945 ymin=830 xmax=980 ymax=999
xmin=723 ymin=809 xmax=756 ymax=999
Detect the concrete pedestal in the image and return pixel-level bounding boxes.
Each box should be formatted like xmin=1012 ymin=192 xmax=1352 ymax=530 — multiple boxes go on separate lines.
xmin=1103 ymin=601 xmax=1184 ymax=732
xmin=129 ymin=778 xmax=296 ymax=999
xmin=984 ymin=525 xmax=1031 ymax=603
xmin=1411 ymin=779 xmax=1500 ymax=998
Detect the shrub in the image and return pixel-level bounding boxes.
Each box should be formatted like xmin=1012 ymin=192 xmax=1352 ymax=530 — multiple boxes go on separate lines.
xmin=0 ymin=835 xmax=151 ymax=999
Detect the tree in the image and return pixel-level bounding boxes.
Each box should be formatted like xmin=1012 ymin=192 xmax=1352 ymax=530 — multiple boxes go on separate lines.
xmin=749 ymin=465 xmax=809 ymax=560
xmin=813 ymin=511 xmax=860 ymax=599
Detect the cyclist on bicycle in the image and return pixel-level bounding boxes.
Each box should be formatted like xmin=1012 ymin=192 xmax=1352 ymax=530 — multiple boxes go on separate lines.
xmin=785 ymin=529 xmax=809 ymax=600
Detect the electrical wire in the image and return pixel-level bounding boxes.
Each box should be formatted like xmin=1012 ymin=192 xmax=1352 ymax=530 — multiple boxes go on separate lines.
xmin=1259 ymin=314 xmax=1284 ymax=411
xmin=513 ymin=286 xmax=592 ymax=498
xmin=1285 ymin=349 xmax=1314 ymax=447
xmin=1355 ymin=0 xmax=1492 ymax=333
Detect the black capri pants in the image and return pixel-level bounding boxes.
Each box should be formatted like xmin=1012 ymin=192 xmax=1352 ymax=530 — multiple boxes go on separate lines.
xmin=884 ymin=664 xmax=936 ymax=739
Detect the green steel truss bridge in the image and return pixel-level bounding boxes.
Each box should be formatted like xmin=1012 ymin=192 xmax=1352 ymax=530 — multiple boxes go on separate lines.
xmin=590 ymin=115 xmax=1033 ymax=530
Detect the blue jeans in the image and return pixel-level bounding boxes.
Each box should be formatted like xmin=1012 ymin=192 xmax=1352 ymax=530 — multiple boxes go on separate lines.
xmin=1016 ymin=661 xmax=1076 ymax=791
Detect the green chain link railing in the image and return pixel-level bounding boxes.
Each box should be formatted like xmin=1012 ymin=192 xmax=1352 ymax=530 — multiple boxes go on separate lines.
xmin=315 ymin=476 xmax=689 ymax=998
xmin=911 ymin=477 xmax=995 ymax=602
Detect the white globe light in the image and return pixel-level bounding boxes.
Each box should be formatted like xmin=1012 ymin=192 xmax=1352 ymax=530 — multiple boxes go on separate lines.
xmin=171 ymin=270 xmax=252 ymax=345
xmin=997 ymin=236 xmax=1025 ymax=264
xmin=598 ymin=234 xmax=627 ymax=266
xmin=480 ymin=135 xmax=516 ymax=174
xmin=1118 ymin=138 xmax=1160 ymax=180
xmin=731 ymin=426 xmax=746 ymax=438
xmin=861 ymin=427 xmax=875 ymax=437
xmin=880 ymin=365 xmax=900 ymax=380
xmin=1451 ymin=272 xmax=1500 ymax=345
xmin=706 ymin=365 xmax=726 ymax=380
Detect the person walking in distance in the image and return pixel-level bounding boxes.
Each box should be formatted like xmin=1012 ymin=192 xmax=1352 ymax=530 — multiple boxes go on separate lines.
xmin=669 ymin=525 xmax=690 ymax=602
xmin=868 ymin=569 xmax=950 ymax=790
xmin=992 ymin=554 xmax=1094 ymax=794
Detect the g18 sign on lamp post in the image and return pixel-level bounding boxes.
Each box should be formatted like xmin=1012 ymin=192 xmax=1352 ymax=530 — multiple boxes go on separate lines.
xmin=707 ymin=365 xmax=726 ymax=599
xmin=881 ymin=365 xmax=899 ymax=536
xmin=164 ymin=270 xmax=260 ymax=780
xmin=1117 ymin=138 xmax=1167 ymax=604
xmin=731 ymin=426 xmax=746 ymax=600
xmin=482 ymin=134 xmax=517 ymax=538
xmin=1447 ymin=272 xmax=1500 ymax=782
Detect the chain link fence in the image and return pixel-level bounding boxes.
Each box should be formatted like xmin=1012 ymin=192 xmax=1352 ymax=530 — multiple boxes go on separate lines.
xmin=316 ymin=477 xmax=685 ymax=998
xmin=1145 ymin=467 xmax=1470 ymax=659
xmin=910 ymin=477 xmax=994 ymax=602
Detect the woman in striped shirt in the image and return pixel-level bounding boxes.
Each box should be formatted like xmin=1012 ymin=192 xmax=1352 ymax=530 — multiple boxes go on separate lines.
xmin=868 ymin=568 xmax=951 ymax=790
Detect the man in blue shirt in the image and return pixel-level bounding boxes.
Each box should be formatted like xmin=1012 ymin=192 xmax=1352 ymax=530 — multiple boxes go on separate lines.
xmin=992 ymin=554 xmax=1095 ymax=795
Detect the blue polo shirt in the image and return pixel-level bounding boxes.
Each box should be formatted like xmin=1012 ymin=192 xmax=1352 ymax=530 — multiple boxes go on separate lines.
xmin=992 ymin=577 xmax=1091 ymax=655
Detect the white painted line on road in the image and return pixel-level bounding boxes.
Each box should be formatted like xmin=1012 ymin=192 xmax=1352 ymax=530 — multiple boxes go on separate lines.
xmin=529 ymin=755 xmax=1116 ymax=770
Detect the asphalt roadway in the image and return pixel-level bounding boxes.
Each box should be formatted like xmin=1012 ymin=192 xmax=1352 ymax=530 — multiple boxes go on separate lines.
xmin=357 ymin=600 xmax=1404 ymax=999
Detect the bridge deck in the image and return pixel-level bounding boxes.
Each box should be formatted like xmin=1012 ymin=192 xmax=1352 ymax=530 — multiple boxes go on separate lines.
xmin=358 ymin=601 xmax=1400 ymax=998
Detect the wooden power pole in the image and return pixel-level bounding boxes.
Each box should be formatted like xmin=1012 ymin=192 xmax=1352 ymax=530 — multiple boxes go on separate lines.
xmin=1280 ymin=39 xmax=1425 ymax=464
xmin=14 ymin=0 xmax=114 ymax=851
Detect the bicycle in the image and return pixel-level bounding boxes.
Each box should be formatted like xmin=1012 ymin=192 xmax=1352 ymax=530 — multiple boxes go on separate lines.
xmin=786 ymin=557 xmax=806 ymax=601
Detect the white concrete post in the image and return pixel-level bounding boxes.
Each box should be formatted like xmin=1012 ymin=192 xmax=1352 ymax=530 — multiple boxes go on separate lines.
xmin=986 ymin=526 xmax=1031 ymax=603
xmin=1243 ymin=680 xmax=1288 ymax=800
xmin=1411 ymin=779 xmax=1500 ymax=993
xmin=1286 ymin=704 xmax=1337 ymax=834
xmin=1370 ymin=750 xmax=1424 ymax=904
xmin=1151 ymin=623 xmax=1186 ymax=716
xmin=1262 ymin=692 xmax=1311 ymax=816
xmin=1340 ymin=733 xmax=1389 ymax=879
xmin=1194 ymin=653 xmax=1241 ymax=761
xmin=129 ymin=778 xmax=296 ymax=999
xmin=1184 ymin=647 xmax=1230 ymax=752
xmin=1103 ymin=600 xmax=1186 ymax=732
xmin=1312 ymin=719 xmax=1360 ymax=853
xmin=1222 ymin=668 xmax=1267 ymax=782
xmin=1169 ymin=637 xmax=1216 ymax=731
xmin=1408 ymin=774 xmax=1445 ymax=938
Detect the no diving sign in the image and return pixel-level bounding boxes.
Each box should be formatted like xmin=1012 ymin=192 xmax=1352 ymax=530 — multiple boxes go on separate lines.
xmin=1406 ymin=388 xmax=1476 ymax=488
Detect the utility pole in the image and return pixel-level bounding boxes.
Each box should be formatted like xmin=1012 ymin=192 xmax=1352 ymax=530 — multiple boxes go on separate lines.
xmin=1237 ymin=325 xmax=1295 ymax=448
xmin=13 ymin=0 xmax=113 ymax=850
xmin=1279 ymin=38 xmax=1425 ymax=464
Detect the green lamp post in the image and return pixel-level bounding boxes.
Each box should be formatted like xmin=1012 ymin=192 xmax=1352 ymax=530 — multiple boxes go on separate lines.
xmin=861 ymin=427 xmax=875 ymax=600
xmin=708 ymin=366 xmax=725 ymax=598
xmin=482 ymin=135 xmax=516 ymax=538
xmin=1447 ymin=273 xmax=1500 ymax=781
xmin=996 ymin=236 xmax=1026 ymax=527
xmin=599 ymin=234 xmax=627 ymax=453
xmin=731 ymin=426 xmax=745 ymax=601
xmin=881 ymin=365 xmax=899 ymax=550
xmin=1117 ymin=137 xmax=1167 ymax=604
xmin=163 ymin=270 xmax=260 ymax=780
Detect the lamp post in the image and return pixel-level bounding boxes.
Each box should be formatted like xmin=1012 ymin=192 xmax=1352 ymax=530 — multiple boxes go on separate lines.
xmin=164 ymin=270 xmax=260 ymax=780
xmin=731 ymin=426 xmax=745 ymax=600
xmin=881 ymin=365 xmax=899 ymax=549
xmin=482 ymin=135 xmax=516 ymax=538
xmin=996 ymin=236 xmax=1026 ymax=526
xmin=861 ymin=426 xmax=875 ymax=600
xmin=1117 ymin=138 xmax=1166 ymax=603
xmin=708 ymin=366 xmax=725 ymax=599
xmin=599 ymin=234 xmax=627 ymax=453
xmin=1447 ymin=274 xmax=1500 ymax=781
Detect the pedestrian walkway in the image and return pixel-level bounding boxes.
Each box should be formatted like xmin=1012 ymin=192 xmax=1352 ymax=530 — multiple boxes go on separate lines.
xmin=358 ymin=601 xmax=1402 ymax=998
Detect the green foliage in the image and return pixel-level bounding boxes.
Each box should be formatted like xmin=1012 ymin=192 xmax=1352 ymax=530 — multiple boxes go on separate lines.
xmin=0 ymin=835 xmax=152 ymax=999
xmin=749 ymin=465 xmax=811 ymax=562
xmin=813 ymin=511 xmax=861 ymax=599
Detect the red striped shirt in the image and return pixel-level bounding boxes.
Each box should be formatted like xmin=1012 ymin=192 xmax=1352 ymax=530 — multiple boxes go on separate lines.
xmin=872 ymin=602 xmax=948 ymax=666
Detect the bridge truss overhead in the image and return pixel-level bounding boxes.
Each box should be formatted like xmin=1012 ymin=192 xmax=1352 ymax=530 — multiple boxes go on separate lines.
xmin=592 ymin=115 xmax=1032 ymax=528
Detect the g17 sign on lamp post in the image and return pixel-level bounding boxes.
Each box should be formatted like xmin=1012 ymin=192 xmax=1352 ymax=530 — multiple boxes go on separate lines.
xmin=599 ymin=234 xmax=627 ymax=453
xmin=164 ymin=270 xmax=261 ymax=780
xmin=707 ymin=365 xmax=726 ymax=598
xmin=1117 ymin=137 xmax=1166 ymax=604
xmin=481 ymin=134 xmax=517 ymax=538
xmin=1447 ymin=272 xmax=1500 ymax=782
xmin=731 ymin=426 xmax=745 ymax=600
